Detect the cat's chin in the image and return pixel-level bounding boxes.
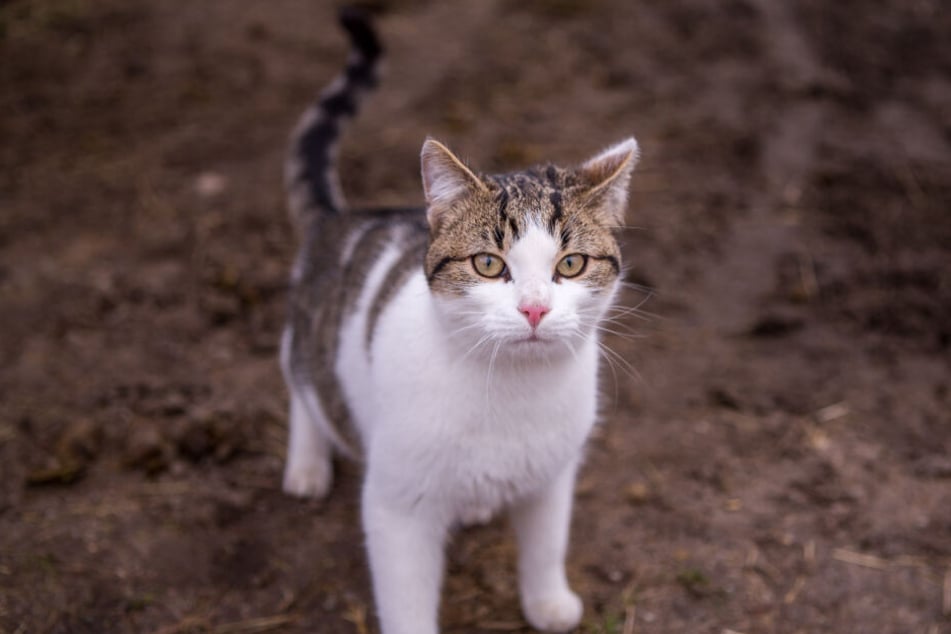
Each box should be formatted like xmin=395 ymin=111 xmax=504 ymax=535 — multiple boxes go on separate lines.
xmin=504 ymin=334 xmax=576 ymax=361
xmin=514 ymin=334 xmax=555 ymax=347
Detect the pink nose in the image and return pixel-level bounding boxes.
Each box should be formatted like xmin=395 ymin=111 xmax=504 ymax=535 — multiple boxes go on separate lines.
xmin=519 ymin=303 xmax=550 ymax=329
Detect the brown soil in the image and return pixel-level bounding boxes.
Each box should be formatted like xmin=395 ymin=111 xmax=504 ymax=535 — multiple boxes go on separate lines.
xmin=2 ymin=1 xmax=949 ymax=632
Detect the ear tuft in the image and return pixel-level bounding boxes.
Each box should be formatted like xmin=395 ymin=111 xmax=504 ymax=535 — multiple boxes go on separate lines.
xmin=421 ymin=138 xmax=486 ymax=229
xmin=579 ymin=137 xmax=639 ymax=225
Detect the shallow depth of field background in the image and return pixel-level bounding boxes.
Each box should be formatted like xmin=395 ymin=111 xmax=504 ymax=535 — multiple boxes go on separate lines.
xmin=1 ymin=1 xmax=949 ymax=632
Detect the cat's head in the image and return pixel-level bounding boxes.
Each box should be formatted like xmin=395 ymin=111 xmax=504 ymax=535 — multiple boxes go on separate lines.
xmin=420 ymin=137 xmax=638 ymax=360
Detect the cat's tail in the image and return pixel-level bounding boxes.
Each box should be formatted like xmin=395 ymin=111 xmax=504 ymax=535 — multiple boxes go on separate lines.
xmin=285 ymin=7 xmax=382 ymax=228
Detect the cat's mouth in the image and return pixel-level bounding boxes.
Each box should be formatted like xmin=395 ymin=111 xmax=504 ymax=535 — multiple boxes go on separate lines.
xmin=516 ymin=332 xmax=549 ymax=344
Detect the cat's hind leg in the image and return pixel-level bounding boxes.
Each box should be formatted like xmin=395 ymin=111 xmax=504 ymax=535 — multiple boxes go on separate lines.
xmin=280 ymin=328 xmax=334 ymax=499
xmin=282 ymin=386 xmax=334 ymax=498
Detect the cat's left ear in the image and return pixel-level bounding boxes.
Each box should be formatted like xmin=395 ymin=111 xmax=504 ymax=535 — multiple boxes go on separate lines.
xmin=579 ymin=137 xmax=639 ymax=226
xmin=421 ymin=138 xmax=488 ymax=231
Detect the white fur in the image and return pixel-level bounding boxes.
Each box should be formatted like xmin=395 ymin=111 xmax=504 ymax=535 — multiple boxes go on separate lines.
xmin=306 ymin=224 xmax=618 ymax=634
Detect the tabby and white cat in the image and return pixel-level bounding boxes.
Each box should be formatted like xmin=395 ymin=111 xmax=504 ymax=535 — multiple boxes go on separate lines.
xmin=280 ymin=9 xmax=638 ymax=634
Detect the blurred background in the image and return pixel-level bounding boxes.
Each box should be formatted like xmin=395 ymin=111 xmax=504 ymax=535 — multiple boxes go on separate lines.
xmin=1 ymin=1 xmax=949 ymax=632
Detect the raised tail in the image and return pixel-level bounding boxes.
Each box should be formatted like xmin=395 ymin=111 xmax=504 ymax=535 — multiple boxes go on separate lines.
xmin=285 ymin=7 xmax=383 ymax=228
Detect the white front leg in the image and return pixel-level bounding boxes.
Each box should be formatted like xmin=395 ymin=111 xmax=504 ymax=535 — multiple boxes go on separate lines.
xmin=510 ymin=463 xmax=583 ymax=633
xmin=362 ymin=474 xmax=448 ymax=634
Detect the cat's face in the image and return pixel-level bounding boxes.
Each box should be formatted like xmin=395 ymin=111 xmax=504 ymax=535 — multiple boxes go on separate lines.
xmin=420 ymin=138 xmax=638 ymax=360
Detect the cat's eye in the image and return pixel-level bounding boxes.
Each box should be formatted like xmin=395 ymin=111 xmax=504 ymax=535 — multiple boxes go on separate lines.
xmin=556 ymin=253 xmax=587 ymax=278
xmin=471 ymin=253 xmax=507 ymax=278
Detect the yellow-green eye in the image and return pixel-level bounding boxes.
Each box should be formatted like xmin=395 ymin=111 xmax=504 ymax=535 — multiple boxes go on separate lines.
xmin=472 ymin=253 xmax=507 ymax=278
xmin=556 ymin=253 xmax=587 ymax=278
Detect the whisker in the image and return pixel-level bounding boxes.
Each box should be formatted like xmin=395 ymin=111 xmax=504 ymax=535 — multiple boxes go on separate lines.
xmin=606 ymin=299 xmax=659 ymax=322
xmin=592 ymin=336 xmax=621 ymax=404
xmin=448 ymin=322 xmax=484 ymax=337
xmin=483 ymin=340 xmax=502 ymax=423
xmin=559 ymin=338 xmax=580 ymax=362
xmin=606 ymin=304 xmax=651 ymax=317
xmin=629 ymin=291 xmax=659 ymax=317
xmin=459 ymin=333 xmax=494 ymax=363
xmin=593 ymin=325 xmax=647 ymax=341
xmin=618 ymin=281 xmax=656 ymax=294
xmin=447 ymin=310 xmax=492 ymax=318
xmin=605 ymin=224 xmax=649 ymax=232
xmin=596 ymin=314 xmax=643 ymax=332
xmin=597 ymin=340 xmax=642 ymax=384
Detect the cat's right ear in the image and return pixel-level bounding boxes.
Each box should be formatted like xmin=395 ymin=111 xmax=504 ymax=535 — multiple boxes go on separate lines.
xmin=421 ymin=138 xmax=487 ymax=230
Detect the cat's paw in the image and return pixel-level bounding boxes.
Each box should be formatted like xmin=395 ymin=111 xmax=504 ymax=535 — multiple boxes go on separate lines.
xmin=523 ymin=590 xmax=583 ymax=633
xmin=282 ymin=458 xmax=333 ymax=499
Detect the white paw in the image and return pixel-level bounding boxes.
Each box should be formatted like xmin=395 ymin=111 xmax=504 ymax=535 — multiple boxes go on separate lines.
xmin=282 ymin=458 xmax=333 ymax=499
xmin=523 ymin=589 xmax=583 ymax=632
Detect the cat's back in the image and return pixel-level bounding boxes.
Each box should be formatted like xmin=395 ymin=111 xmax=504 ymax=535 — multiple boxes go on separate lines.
xmin=285 ymin=206 xmax=429 ymax=454
xmin=291 ymin=207 xmax=426 ymax=295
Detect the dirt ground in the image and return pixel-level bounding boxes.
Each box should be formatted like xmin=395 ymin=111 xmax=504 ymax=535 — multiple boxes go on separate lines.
xmin=2 ymin=1 xmax=950 ymax=632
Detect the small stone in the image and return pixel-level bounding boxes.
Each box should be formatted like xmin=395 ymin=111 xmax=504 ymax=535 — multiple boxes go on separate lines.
xmin=601 ymin=567 xmax=628 ymax=584
xmin=123 ymin=422 xmax=169 ymax=475
xmin=625 ymin=481 xmax=651 ymax=505
xmin=195 ymin=172 xmax=227 ymax=197
xmin=815 ymin=402 xmax=850 ymax=423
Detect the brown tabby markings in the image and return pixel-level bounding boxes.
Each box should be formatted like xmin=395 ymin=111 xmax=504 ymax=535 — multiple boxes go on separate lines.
xmin=288 ymin=210 xmax=425 ymax=455
xmin=425 ymin=165 xmax=623 ymax=296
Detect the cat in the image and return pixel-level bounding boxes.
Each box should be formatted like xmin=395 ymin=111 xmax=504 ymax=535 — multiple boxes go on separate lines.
xmin=280 ymin=8 xmax=638 ymax=634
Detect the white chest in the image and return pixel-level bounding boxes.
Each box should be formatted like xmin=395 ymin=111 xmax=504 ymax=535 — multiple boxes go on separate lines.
xmin=339 ymin=273 xmax=601 ymax=517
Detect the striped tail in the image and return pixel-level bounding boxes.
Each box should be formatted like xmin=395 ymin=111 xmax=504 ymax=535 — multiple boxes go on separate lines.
xmin=285 ymin=7 xmax=383 ymax=228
